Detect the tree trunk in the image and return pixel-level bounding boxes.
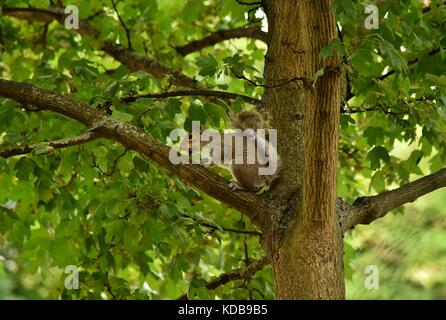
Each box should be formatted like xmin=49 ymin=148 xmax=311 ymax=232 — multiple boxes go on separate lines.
xmin=263 ymin=0 xmax=345 ymax=299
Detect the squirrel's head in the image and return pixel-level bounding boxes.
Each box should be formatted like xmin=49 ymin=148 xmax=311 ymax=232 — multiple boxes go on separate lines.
xmin=230 ymin=109 xmax=263 ymax=131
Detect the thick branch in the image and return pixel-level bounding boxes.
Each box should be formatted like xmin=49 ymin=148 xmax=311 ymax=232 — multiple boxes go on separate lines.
xmin=120 ymin=89 xmax=261 ymax=106
xmin=2 ymin=7 xmax=202 ymax=90
xmin=341 ymin=168 xmax=446 ymax=230
xmin=0 ymin=79 xmax=268 ymax=229
xmin=0 ymin=132 xmax=99 ymax=158
xmin=177 ymin=256 xmax=269 ymax=300
xmin=101 ymin=41 xmax=201 ymax=89
xmin=175 ymin=26 xmax=267 ymax=56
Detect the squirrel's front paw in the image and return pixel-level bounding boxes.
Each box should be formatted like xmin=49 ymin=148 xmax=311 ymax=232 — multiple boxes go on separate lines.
xmin=228 ymin=180 xmax=242 ymax=191
xmin=200 ymin=158 xmax=212 ymax=168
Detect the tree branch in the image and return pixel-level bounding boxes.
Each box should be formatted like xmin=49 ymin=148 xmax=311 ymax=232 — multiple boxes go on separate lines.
xmin=2 ymin=7 xmax=202 ymax=90
xmin=180 ymin=214 xmax=262 ymax=236
xmin=336 ymin=24 xmax=353 ymax=103
xmin=91 ymin=148 xmax=127 ymax=177
xmin=0 ymin=131 xmax=100 ymax=158
xmin=177 ymin=256 xmax=269 ymax=300
xmin=340 ymin=168 xmax=446 ymax=231
xmin=377 ymin=48 xmax=440 ymax=82
xmin=120 ymin=89 xmax=261 ymax=106
xmin=0 ymin=79 xmax=268 ymax=229
xmin=175 ymin=26 xmax=267 ymax=56
xmin=343 ymin=106 xmax=408 ymax=115
xmin=235 ymin=0 xmax=262 ymax=6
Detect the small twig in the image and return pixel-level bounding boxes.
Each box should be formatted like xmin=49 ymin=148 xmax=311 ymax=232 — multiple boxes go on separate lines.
xmin=119 ymin=89 xmax=261 ymax=106
xmin=377 ymin=48 xmax=440 ymax=81
xmin=0 ymin=131 xmax=100 ymax=159
xmin=135 ymin=106 xmax=154 ymax=125
xmin=105 ymin=281 xmax=117 ymax=300
xmin=235 ymin=0 xmax=262 ymax=6
xmin=85 ymin=9 xmax=105 ymax=21
xmin=181 ymin=214 xmax=262 ymax=236
xmin=342 ymin=96 xmax=435 ymax=115
xmin=110 ymin=0 xmax=132 ymax=50
xmin=92 ymin=148 xmax=127 ymax=177
xmin=232 ymin=72 xmax=264 ymax=87
xmin=336 ymin=24 xmax=353 ymax=103
xmin=344 ymin=106 xmax=407 ymax=115
xmin=243 ymin=237 xmax=250 ymax=264
xmin=268 ymin=76 xmax=311 ymax=88
xmin=233 ymin=71 xmax=310 ymax=89
xmin=41 ymin=22 xmax=49 ymax=48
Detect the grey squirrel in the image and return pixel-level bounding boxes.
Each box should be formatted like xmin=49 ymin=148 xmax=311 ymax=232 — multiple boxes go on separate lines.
xmin=190 ymin=109 xmax=280 ymax=192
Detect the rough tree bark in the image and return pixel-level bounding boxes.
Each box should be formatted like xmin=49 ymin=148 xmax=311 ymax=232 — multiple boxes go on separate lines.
xmin=262 ymin=0 xmax=344 ymax=299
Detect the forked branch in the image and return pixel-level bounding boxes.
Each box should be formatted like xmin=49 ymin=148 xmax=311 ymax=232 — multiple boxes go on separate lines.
xmin=0 ymin=132 xmax=100 ymax=158
xmin=0 ymin=79 xmax=268 ymax=229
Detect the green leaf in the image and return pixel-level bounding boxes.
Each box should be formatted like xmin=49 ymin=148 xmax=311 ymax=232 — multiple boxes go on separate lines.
xmin=371 ymin=171 xmax=386 ymax=192
xmin=0 ymin=205 xmax=20 ymax=220
xmin=14 ymin=157 xmax=36 ymax=181
xmin=188 ymin=101 xmax=208 ymax=124
xmin=188 ymin=275 xmax=207 ymax=299
xmin=367 ymin=146 xmax=390 ymax=170
xmin=158 ymin=203 xmax=180 ymax=220
xmin=158 ymin=241 xmax=172 ymax=257
xmin=320 ymin=38 xmax=345 ymax=60
xmin=204 ymin=103 xmax=228 ymax=127
xmin=183 ymin=0 xmax=204 ymax=23
xmin=133 ymin=157 xmax=150 ymax=173
xmin=196 ymin=55 xmax=218 ymax=77
xmin=364 ymin=126 xmax=385 ymax=146
xmin=343 ymin=242 xmax=356 ymax=281
xmin=340 ymin=114 xmax=355 ymax=129
xmin=165 ymin=99 xmax=182 ymax=118
xmin=379 ymin=40 xmax=405 ymax=72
